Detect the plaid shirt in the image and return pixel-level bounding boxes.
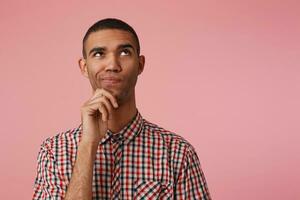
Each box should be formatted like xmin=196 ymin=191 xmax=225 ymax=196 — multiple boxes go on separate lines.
xmin=33 ymin=110 xmax=211 ymax=199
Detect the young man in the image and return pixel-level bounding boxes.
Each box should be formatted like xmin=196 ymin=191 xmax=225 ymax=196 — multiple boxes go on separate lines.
xmin=33 ymin=18 xmax=211 ymax=199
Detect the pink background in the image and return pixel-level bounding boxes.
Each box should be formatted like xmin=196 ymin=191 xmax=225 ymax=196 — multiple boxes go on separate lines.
xmin=1 ymin=0 xmax=299 ymax=199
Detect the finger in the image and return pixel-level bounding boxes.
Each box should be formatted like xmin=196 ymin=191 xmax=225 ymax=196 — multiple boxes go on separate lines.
xmin=99 ymin=89 xmax=118 ymax=108
xmin=99 ymin=120 xmax=108 ymax=134
xmin=89 ymin=96 xmax=113 ymax=120
xmin=100 ymin=97 xmax=113 ymax=120
xmin=97 ymin=103 xmax=108 ymax=122
xmin=92 ymin=88 xmax=118 ymax=108
xmin=86 ymin=101 xmax=109 ymax=121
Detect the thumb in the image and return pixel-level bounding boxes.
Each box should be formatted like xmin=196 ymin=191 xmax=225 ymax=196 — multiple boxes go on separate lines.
xmin=99 ymin=120 xmax=108 ymax=137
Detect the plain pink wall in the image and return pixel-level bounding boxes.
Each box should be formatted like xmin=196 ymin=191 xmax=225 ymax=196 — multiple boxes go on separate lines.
xmin=1 ymin=0 xmax=299 ymax=199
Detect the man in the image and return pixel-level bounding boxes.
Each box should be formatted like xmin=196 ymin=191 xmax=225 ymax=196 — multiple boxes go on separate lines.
xmin=33 ymin=18 xmax=211 ymax=199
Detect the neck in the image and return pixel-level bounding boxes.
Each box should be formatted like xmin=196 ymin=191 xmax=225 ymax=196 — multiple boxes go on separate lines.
xmin=105 ymin=94 xmax=137 ymax=133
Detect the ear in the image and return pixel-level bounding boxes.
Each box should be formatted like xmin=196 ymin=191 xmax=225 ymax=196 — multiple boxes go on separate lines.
xmin=138 ymin=55 xmax=145 ymax=75
xmin=78 ymin=58 xmax=89 ymax=78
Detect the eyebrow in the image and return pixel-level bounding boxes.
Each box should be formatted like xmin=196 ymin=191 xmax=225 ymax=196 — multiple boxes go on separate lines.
xmin=118 ymin=43 xmax=135 ymax=51
xmin=88 ymin=47 xmax=105 ymax=57
xmin=88 ymin=43 xmax=135 ymax=57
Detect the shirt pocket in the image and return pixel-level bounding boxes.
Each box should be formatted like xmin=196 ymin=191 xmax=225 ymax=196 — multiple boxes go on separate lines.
xmin=134 ymin=179 xmax=173 ymax=200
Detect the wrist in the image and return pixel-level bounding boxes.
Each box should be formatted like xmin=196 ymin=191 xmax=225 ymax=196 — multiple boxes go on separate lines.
xmin=79 ymin=137 xmax=100 ymax=151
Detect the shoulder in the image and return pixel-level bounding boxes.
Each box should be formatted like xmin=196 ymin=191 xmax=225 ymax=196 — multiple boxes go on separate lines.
xmin=141 ymin=119 xmax=202 ymax=175
xmin=142 ymin=119 xmax=198 ymax=156
xmin=39 ymin=124 xmax=82 ymax=154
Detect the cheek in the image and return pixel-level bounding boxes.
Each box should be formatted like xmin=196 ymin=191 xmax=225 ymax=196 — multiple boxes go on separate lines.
xmin=87 ymin=62 xmax=104 ymax=76
xmin=87 ymin=60 xmax=99 ymax=70
xmin=127 ymin=69 xmax=139 ymax=86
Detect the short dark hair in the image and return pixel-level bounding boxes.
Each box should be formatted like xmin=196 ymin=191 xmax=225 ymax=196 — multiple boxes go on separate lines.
xmin=82 ymin=18 xmax=140 ymax=58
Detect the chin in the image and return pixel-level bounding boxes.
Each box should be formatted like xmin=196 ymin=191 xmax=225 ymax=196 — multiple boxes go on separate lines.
xmin=97 ymin=85 xmax=131 ymax=104
xmin=105 ymin=88 xmax=123 ymax=102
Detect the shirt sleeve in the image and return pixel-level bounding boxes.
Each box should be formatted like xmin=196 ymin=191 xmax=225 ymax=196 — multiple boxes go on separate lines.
xmin=32 ymin=140 xmax=66 ymax=200
xmin=174 ymin=145 xmax=211 ymax=200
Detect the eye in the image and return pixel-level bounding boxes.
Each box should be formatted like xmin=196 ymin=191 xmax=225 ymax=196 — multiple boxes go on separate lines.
xmin=120 ymin=49 xmax=131 ymax=56
xmin=94 ymin=51 xmax=104 ymax=57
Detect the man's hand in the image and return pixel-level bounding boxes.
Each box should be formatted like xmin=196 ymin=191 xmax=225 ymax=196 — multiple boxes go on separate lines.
xmin=65 ymin=88 xmax=118 ymax=200
xmin=80 ymin=88 xmax=119 ymax=143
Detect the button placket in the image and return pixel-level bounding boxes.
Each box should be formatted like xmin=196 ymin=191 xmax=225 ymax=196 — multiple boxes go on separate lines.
xmin=110 ymin=138 xmax=124 ymax=199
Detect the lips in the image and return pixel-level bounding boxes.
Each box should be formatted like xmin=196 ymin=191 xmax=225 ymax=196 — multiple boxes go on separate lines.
xmin=101 ymin=76 xmax=122 ymax=85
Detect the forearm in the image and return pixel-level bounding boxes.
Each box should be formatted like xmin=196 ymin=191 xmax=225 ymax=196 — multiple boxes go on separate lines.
xmin=65 ymin=139 xmax=99 ymax=200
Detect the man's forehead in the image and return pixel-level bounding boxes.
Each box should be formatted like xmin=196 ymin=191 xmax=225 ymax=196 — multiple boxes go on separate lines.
xmin=85 ymin=29 xmax=137 ymax=50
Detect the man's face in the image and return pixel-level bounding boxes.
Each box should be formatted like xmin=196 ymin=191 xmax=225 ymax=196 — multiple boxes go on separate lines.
xmin=79 ymin=29 xmax=145 ymax=104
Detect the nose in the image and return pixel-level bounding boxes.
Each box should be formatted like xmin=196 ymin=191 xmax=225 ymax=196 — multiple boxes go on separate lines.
xmin=105 ymin=53 xmax=121 ymax=72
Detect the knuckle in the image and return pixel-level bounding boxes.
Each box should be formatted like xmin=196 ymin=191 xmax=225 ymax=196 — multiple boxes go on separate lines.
xmin=80 ymin=105 xmax=86 ymax=111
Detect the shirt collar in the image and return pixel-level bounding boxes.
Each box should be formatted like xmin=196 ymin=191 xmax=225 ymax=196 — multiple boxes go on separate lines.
xmin=100 ymin=110 xmax=144 ymax=145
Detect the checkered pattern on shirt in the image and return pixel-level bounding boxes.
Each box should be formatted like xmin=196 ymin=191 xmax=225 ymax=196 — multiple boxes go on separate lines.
xmin=33 ymin=111 xmax=211 ymax=199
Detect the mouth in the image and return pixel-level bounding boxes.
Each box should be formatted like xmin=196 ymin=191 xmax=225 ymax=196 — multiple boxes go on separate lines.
xmin=101 ymin=77 xmax=122 ymax=86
